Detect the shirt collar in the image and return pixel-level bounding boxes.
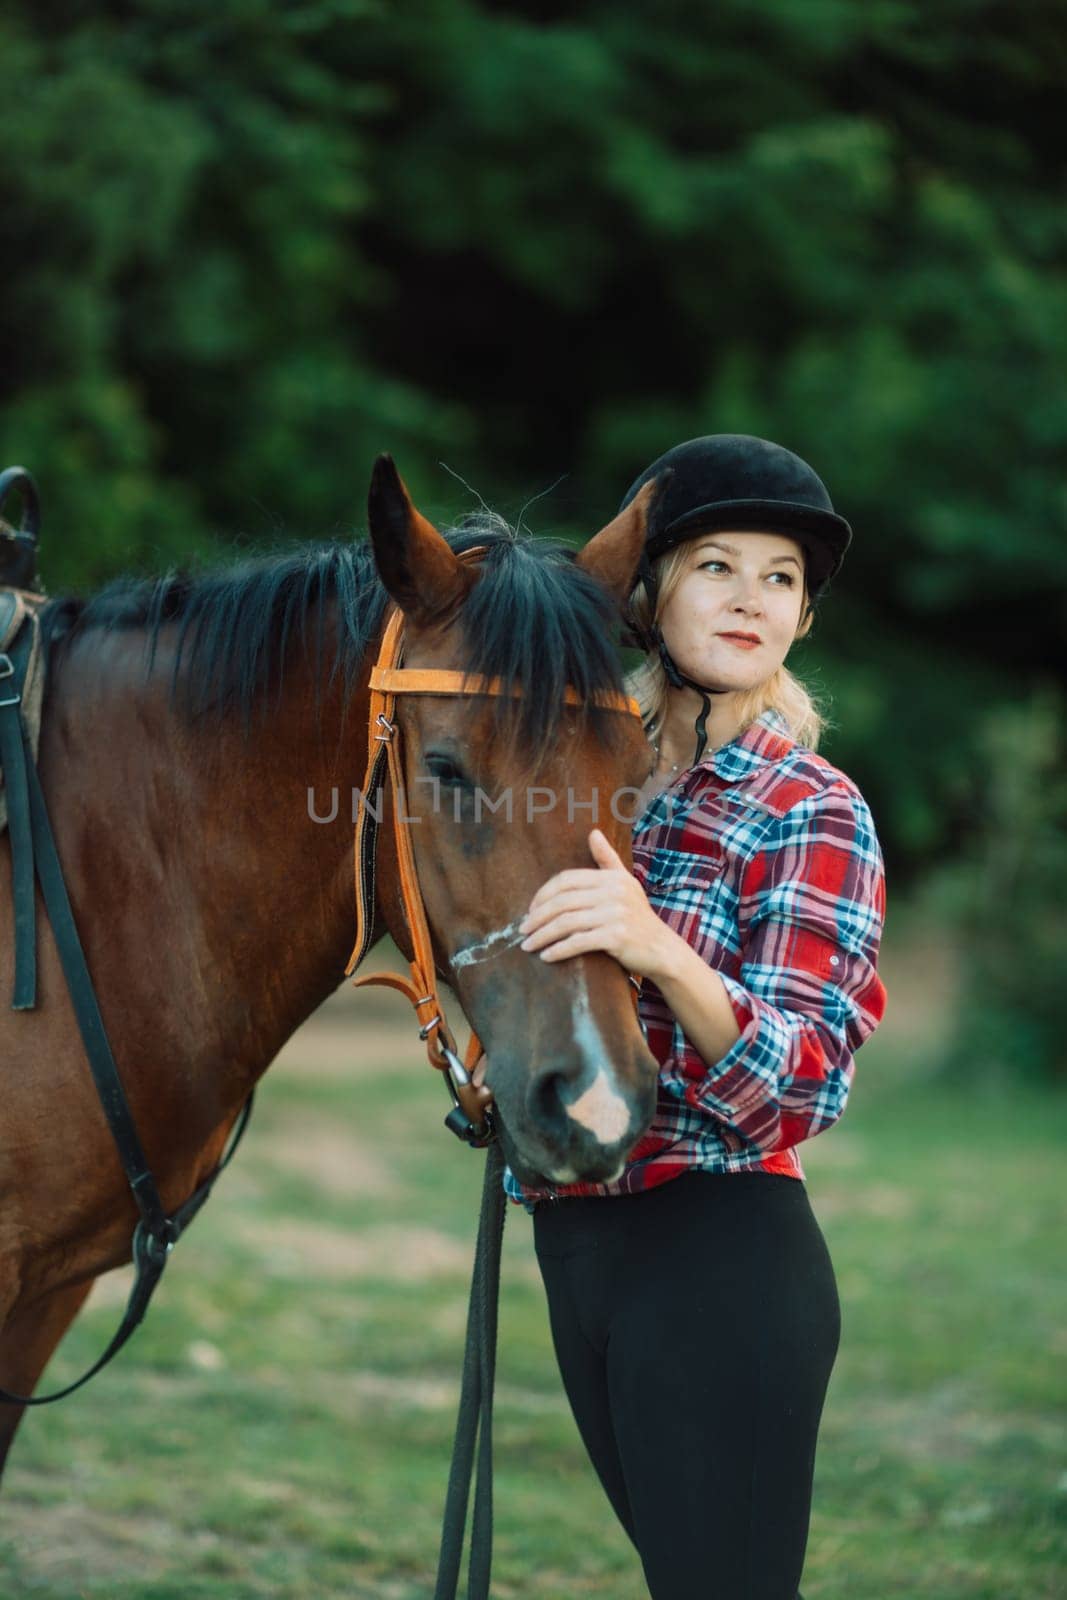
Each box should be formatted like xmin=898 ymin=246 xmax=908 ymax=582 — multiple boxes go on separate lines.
xmin=635 ymin=705 xmax=797 ymax=837
xmin=697 ymin=705 xmax=795 ymax=786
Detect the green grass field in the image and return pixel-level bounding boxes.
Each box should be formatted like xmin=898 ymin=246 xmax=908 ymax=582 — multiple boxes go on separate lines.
xmin=1 ymin=914 xmax=1064 ymax=1599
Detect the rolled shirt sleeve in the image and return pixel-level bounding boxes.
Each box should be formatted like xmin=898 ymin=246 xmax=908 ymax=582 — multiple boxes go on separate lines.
xmin=672 ymin=781 xmax=888 ymax=1154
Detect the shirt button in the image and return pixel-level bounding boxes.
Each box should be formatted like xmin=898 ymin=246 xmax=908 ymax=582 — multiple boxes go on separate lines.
xmin=829 ymin=955 xmax=840 ymax=967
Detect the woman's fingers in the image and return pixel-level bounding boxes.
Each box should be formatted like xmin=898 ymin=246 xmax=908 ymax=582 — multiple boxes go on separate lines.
xmin=521 ymin=869 xmax=613 ymax=923
xmin=516 ymin=847 xmax=654 ymax=968
xmin=534 ymin=929 xmax=613 ymax=963
xmin=520 ymin=889 xmax=625 ymax=943
xmin=521 ymin=906 xmax=612 ymax=952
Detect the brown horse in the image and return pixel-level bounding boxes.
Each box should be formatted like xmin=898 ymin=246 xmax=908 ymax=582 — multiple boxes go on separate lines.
xmin=0 ymin=457 xmax=659 ymax=1473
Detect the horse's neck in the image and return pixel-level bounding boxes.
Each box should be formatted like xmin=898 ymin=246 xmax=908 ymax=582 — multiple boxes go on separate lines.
xmin=43 ymin=621 xmax=374 ymax=1089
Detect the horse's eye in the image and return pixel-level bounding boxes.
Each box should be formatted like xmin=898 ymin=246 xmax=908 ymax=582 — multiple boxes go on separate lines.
xmin=425 ymin=753 xmax=468 ymax=787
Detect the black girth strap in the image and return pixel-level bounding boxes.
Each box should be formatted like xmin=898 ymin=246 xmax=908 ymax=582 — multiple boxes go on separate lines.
xmin=0 ymin=671 xmax=254 ymax=1406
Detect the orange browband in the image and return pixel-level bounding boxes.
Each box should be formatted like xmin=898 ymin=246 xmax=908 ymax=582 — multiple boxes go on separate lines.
xmin=367 ymin=665 xmax=641 ymax=718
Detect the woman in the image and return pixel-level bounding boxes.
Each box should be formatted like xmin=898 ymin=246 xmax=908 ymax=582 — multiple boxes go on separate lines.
xmin=476 ymin=434 xmax=888 ymax=1599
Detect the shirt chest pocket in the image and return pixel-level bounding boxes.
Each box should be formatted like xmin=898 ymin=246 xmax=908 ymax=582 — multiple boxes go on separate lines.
xmin=632 ymin=848 xmax=726 ymax=961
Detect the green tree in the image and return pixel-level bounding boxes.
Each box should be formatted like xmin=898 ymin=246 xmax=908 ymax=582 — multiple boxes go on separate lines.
xmin=1 ymin=0 xmax=1064 ymax=909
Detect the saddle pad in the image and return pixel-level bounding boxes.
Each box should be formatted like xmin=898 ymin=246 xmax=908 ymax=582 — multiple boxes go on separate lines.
xmin=0 ymin=588 xmax=45 ymax=838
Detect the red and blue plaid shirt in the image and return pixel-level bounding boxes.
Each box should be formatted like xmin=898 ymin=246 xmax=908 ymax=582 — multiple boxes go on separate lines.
xmin=504 ymin=706 xmax=888 ymax=1211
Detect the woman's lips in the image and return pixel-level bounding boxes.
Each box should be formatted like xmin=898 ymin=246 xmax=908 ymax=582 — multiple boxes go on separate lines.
xmin=718 ymin=632 xmax=762 ymax=650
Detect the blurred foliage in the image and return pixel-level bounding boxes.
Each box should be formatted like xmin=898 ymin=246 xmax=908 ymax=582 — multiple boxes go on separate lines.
xmin=1 ymin=0 xmax=1065 ymax=902
xmin=918 ymin=685 xmax=1067 ymax=1087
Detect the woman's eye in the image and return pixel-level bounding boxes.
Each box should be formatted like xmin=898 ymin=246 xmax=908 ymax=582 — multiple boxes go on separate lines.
xmin=699 ymin=559 xmax=794 ymax=586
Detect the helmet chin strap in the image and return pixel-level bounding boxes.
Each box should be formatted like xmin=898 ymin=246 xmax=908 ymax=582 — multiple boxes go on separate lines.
xmin=653 ymin=625 xmax=731 ymax=765
xmin=630 ymin=549 xmax=731 ymax=767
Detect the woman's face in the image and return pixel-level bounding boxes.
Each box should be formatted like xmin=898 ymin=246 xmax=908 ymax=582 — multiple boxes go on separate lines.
xmin=657 ymin=529 xmax=807 ymax=689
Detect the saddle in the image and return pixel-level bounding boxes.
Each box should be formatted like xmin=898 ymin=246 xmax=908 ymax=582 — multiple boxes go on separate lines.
xmin=0 ymin=467 xmax=46 ymax=1008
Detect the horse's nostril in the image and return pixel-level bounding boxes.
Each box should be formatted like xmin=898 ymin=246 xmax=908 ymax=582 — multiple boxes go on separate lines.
xmin=527 ymin=1060 xmax=637 ymax=1151
xmin=527 ymin=1068 xmax=568 ymax=1136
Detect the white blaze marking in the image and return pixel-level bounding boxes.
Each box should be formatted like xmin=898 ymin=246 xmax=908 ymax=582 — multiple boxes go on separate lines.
xmin=566 ymin=970 xmax=631 ymax=1144
xmin=451 ymin=919 xmax=527 ymax=970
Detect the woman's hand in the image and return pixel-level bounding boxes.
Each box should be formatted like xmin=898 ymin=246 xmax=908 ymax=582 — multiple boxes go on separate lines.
xmin=517 ymin=827 xmax=674 ymax=977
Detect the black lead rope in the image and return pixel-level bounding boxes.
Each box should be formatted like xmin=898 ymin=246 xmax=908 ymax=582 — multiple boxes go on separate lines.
xmin=349 ymin=703 xmax=507 ymax=1594
xmin=434 ymin=1139 xmax=507 ymax=1600
xmin=0 ymin=682 xmax=254 ymax=1406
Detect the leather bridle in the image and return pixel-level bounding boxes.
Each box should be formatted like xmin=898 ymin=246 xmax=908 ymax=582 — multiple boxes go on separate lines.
xmin=344 ymin=548 xmax=644 ymax=1146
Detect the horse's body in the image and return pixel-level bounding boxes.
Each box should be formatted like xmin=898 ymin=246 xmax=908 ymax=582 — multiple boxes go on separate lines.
xmin=0 ymin=461 xmax=660 ymax=1472
xmin=0 ymin=579 xmax=389 ymax=1441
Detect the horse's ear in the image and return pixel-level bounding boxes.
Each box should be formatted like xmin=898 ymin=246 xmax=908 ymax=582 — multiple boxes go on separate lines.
xmin=574 ymin=476 xmax=662 ymax=603
xmin=367 ymin=454 xmax=473 ymax=621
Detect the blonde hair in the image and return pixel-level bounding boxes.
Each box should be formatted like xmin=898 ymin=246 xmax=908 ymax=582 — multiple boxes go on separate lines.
xmin=624 ymin=541 xmax=831 ymax=752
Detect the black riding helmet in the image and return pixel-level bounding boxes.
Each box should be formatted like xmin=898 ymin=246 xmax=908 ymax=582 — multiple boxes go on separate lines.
xmin=619 ymin=434 xmax=852 ymax=762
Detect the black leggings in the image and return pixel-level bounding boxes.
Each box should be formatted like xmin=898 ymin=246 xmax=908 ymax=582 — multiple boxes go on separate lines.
xmin=532 ymin=1171 xmax=841 ymax=1600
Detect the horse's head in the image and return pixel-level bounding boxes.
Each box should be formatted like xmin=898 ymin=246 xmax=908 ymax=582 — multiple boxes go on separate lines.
xmin=366 ymin=455 xmax=661 ymax=1187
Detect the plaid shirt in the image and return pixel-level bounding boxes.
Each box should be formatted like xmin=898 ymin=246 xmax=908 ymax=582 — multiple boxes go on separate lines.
xmin=503 ymin=706 xmax=888 ymax=1212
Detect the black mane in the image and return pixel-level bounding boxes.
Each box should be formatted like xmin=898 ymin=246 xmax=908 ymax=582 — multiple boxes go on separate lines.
xmin=39 ymin=515 xmax=631 ymax=771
